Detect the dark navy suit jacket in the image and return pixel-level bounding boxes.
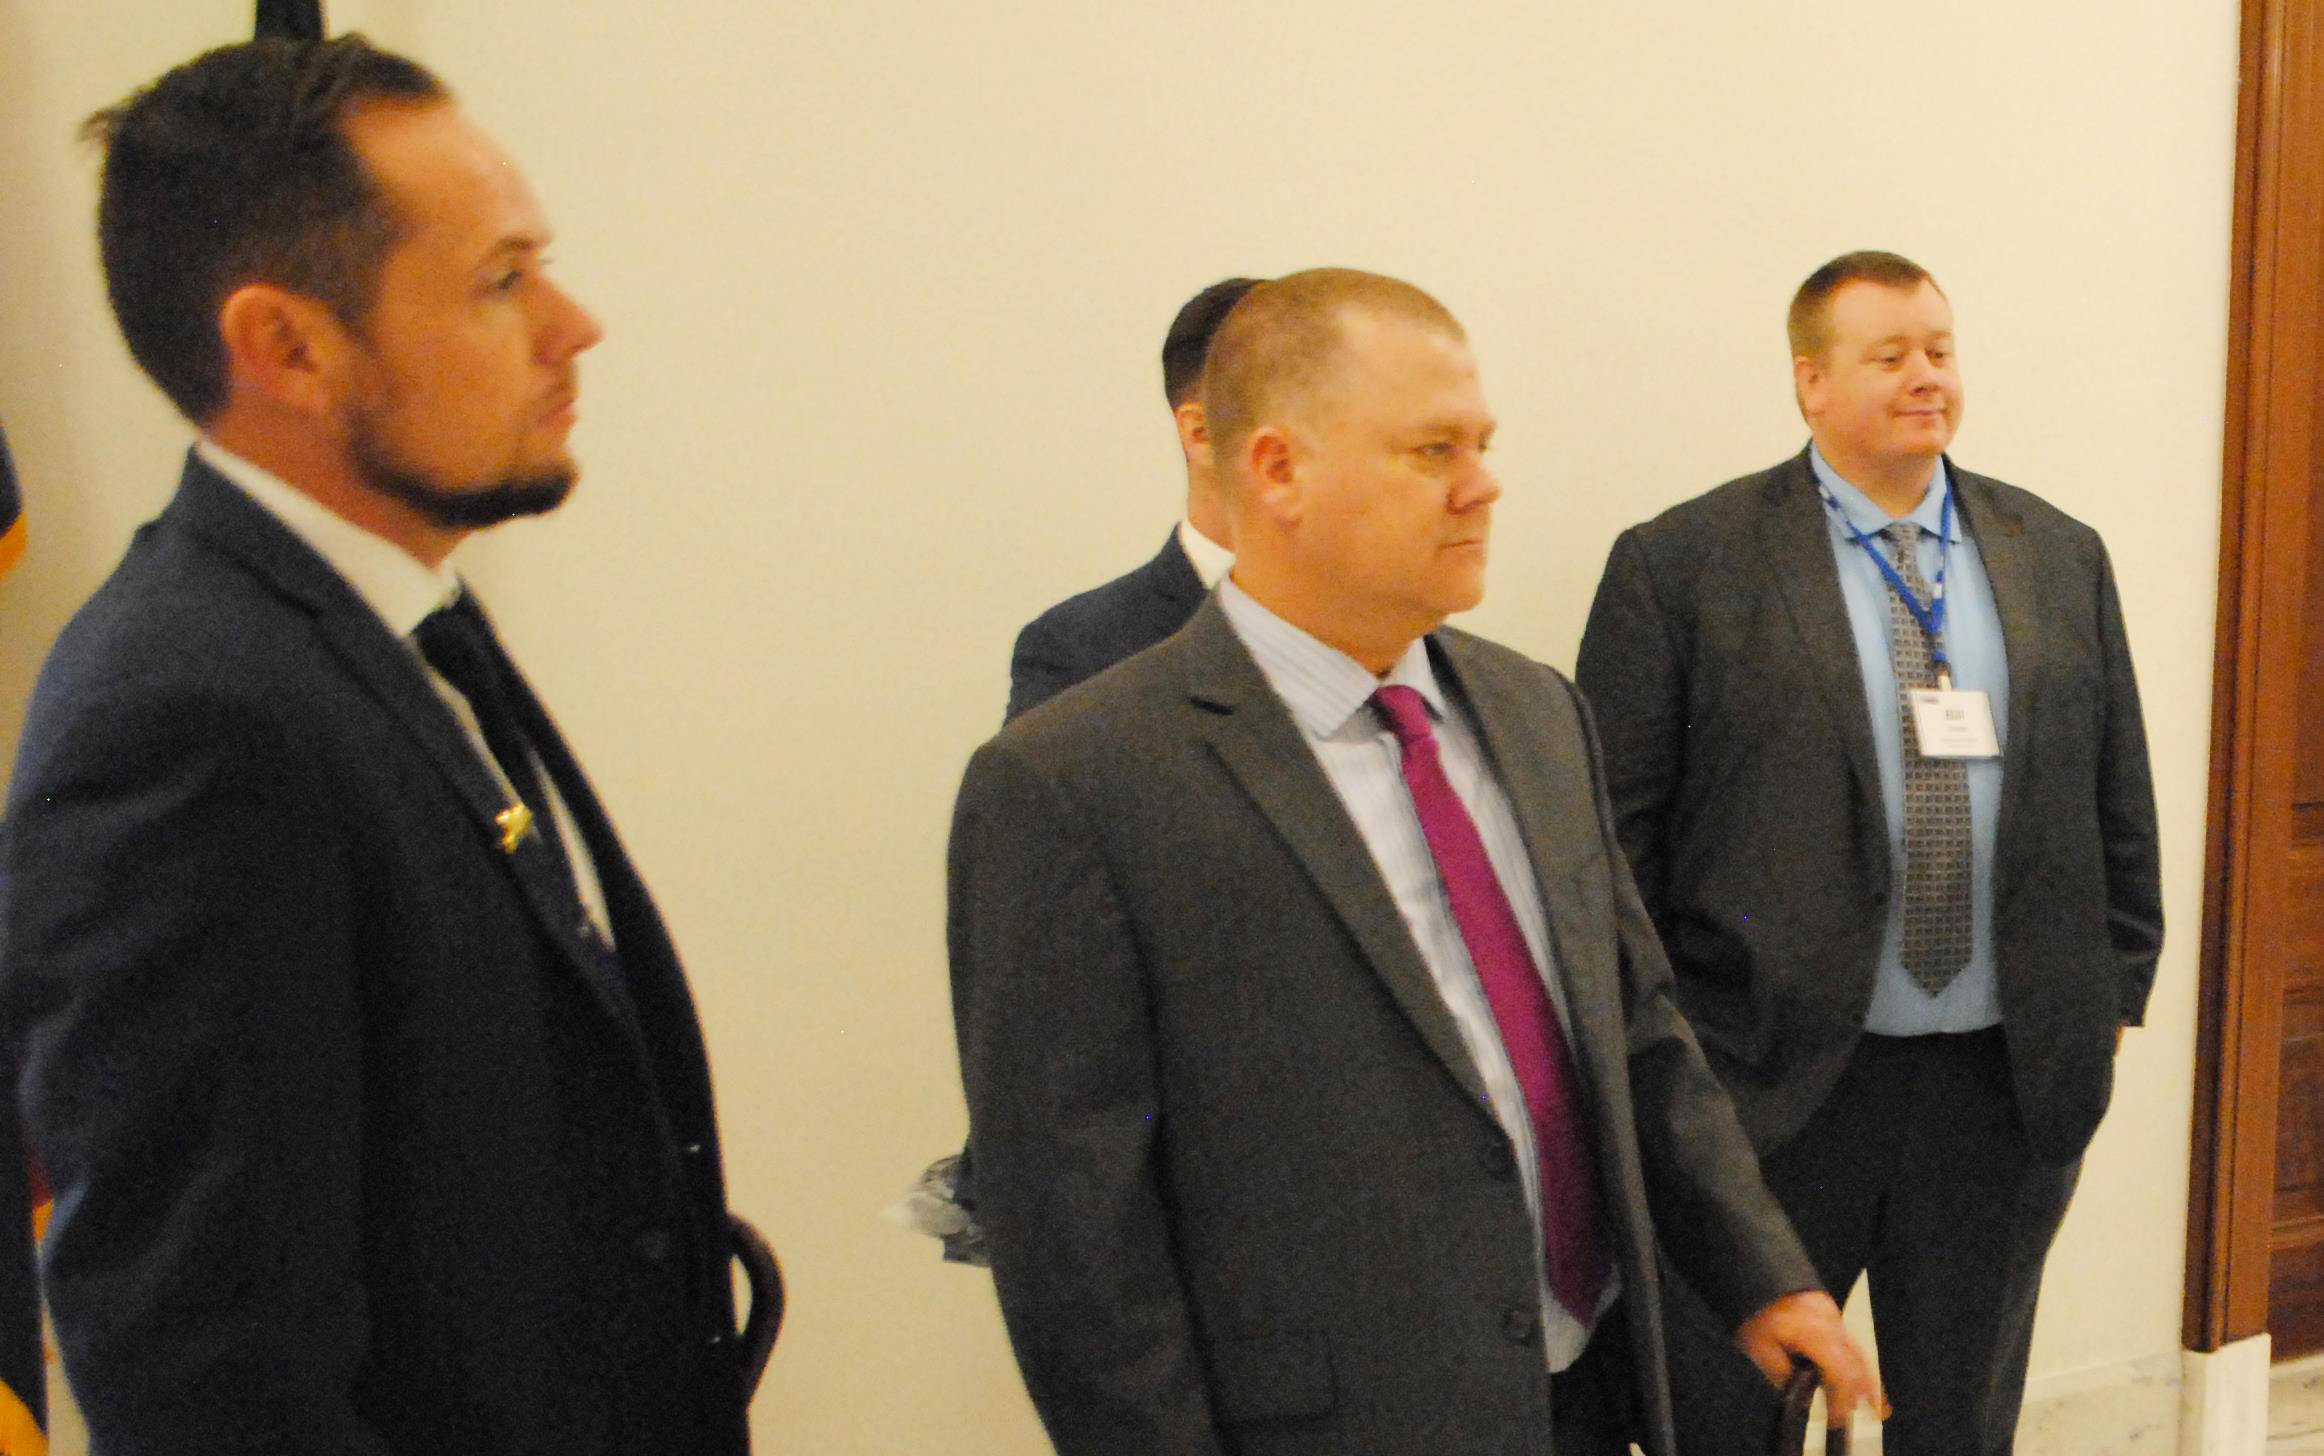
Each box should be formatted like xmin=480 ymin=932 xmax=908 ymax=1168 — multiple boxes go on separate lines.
xmin=1006 ymin=530 xmax=1208 ymax=721
xmin=0 ymin=456 xmax=752 ymax=1455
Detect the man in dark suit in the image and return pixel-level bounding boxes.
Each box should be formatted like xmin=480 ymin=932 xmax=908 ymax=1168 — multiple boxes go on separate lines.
xmin=950 ymin=268 xmax=1876 ymax=1456
xmin=917 ymin=275 xmax=1257 ymax=1263
xmin=1575 ymin=251 xmax=2163 ymax=1456
xmin=1005 ymin=275 xmax=1258 ymax=719
xmin=0 ymin=38 xmax=756 ymax=1455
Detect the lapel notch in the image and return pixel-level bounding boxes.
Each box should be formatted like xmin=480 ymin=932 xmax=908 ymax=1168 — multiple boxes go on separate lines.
xmin=1178 ymin=606 xmax=1496 ymax=1112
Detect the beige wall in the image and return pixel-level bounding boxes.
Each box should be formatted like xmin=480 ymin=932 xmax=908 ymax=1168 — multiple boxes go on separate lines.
xmin=0 ymin=2 xmax=2236 ymax=1451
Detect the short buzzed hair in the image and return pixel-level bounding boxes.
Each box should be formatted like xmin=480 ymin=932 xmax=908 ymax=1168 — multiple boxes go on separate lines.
xmin=1787 ymin=251 xmax=1941 ymax=362
xmin=1203 ymin=268 xmax=1464 ymax=461
xmin=1162 ymin=277 xmax=1261 ymax=408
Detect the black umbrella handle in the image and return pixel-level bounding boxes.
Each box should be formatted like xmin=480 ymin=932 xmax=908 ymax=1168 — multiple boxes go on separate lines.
xmin=729 ymin=1215 xmax=783 ymax=1400
xmin=1772 ymin=1360 xmax=1850 ymax=1455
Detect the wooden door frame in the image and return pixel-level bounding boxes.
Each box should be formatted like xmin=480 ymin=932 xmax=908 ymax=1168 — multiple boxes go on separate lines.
xmin=2186 ymin=0 xmax=2321 ymax=1353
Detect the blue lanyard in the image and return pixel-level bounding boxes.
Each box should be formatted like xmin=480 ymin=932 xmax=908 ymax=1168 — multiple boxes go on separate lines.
xmin=1819 ymin=482 xmax=1956 ymax=684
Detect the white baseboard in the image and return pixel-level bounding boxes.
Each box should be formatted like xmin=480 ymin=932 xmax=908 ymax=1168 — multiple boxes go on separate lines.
xmin=2180 ymin=1334 xmax=2273 ymax=1456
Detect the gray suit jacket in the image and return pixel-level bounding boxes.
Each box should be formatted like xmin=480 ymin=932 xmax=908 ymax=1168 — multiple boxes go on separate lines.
xmin=950 ymin=600 xmax=1815 ymax=1456
xmin=1574 ymin=449 xmax=2164 ymax=1164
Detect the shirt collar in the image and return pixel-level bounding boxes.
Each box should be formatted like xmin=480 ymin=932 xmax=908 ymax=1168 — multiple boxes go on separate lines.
xmin=1808 ymin=443 xmax=1958 ymax=541
xmin=1215 ymin=576 xmax=1445 ymax=740
xmin=1176 ymin=518 xmax=1235 ymax=589
xmin=195 ymin=439 xmax=462 ymax=637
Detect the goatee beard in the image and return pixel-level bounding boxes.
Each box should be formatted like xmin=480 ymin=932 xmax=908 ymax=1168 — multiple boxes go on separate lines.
xmin=351 ymin=425 xmax=576 ymax=531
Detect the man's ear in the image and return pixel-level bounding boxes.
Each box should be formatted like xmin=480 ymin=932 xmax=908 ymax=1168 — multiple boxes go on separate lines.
xmin=1792 ymin=354 xmax=1823 ymax=423
xmin=216 ymin=284 xmax=352 ymax=418
xmin=1174 ymin=400 xmax=1210 ymax=463
xmin=1244 ymin=425 xmax=1302 ymax=527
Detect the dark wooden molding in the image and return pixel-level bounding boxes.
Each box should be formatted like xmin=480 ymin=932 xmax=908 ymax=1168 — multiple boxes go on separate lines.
xmin=2186 ymin=0 xmax=2319 ymax=1353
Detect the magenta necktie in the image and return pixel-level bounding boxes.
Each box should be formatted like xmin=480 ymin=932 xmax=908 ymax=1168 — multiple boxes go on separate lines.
xmin=1372 ymin=685 xmax=1611 ymax=1323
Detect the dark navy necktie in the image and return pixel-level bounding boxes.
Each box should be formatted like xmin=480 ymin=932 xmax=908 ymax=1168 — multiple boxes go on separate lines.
xmin=415 ymin=594 xmax=581 ymax=897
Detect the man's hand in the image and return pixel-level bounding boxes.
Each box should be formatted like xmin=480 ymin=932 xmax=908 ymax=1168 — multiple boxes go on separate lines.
xmin=1733 ymin=1290 xmax=1887 ymax=1427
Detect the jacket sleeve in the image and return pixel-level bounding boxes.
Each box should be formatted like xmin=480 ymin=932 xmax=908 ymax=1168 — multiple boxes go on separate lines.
xmin=1 ymin=674 xmax=394 ymax=1456
xmin=947 ymin=740 xmax=1225 ymax=1456
xmin=2090 ymin=542 xmax=2164 ymax=1024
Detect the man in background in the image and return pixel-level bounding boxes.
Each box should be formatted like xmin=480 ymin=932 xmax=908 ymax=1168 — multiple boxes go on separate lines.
xmin=1 ymin=37 xmax=757 ymax=1454
xmin=1004 ymin=274 xmax=1259 ymax=717
xmin=952 ymin=268 xmax=1875 ymax=1455
xmin=1575 ymin=251 xmax=2162 ymax=1455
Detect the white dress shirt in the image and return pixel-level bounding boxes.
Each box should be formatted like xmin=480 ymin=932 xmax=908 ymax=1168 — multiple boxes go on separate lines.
xmin=1175 ymin=518 xmax=1234 ymax=589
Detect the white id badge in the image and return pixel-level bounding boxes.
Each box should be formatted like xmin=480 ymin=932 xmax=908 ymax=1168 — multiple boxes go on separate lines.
xmin=1908 ymin=689 xmax=2001 ymax=759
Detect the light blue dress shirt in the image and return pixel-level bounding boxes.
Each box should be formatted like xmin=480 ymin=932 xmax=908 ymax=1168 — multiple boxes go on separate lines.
xmin=1810 ymin=445 xmax=2009 ymax=1034
xmin=1216 ymin=578 xmax=1616 ymax=1371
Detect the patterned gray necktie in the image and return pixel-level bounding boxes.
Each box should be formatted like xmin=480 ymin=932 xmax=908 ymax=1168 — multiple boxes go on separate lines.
xmin=1882 ymin=520 xmax=1973 ymax=992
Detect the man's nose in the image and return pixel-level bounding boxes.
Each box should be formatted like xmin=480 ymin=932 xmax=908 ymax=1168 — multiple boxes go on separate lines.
xmin=537 ymin=280 xmax=604 ymax=363
xmin=1457 ymin=463 xmax=1503 ymax=511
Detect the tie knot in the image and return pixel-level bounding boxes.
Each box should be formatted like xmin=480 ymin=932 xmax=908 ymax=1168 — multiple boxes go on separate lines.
xmin=1371 ymin=684 xmax=1434 ymax=748
xmin=1882 ymin=520 xmax=1920 ymax=557
xmin=413 ymin=595 xmax=507 ymax=707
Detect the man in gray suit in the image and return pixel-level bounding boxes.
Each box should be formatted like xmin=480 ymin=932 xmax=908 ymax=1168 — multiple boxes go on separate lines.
xmin=1575 ymin=252 xmax=2163 ymax=1456
xmin=915 ymin=277 xmax=1258 ymax=1264
xmin=951 ymin=268 xmax=1876 ymax=1456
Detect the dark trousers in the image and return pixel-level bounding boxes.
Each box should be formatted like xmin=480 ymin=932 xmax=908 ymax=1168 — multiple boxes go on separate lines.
xmin=1662 ymin=1029 xmax=2081 ymax=1456
xmin=1554 ymin=1307 xmax=1643 ymax=1456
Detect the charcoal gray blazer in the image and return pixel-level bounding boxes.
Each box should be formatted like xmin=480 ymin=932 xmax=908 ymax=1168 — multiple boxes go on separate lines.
xmin=950 ymin=599 xmax=1816 ymax=1456
xmin=1574 ymin=449 xmax=2164 ymax=1163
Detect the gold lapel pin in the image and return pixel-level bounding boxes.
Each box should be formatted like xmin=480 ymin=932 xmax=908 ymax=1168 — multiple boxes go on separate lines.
xmin=495 ymin=803 xmax=535 ymax=854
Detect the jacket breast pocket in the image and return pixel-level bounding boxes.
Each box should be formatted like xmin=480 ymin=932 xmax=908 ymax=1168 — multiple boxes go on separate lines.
xmin=1210 ymin=1329 xmax=1336 ymax=1426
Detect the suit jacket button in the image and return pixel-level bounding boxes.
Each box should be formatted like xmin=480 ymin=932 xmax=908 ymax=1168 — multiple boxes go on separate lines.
xmin=1479 ymin=1140 xmax=1515 ymax=1177
xmin=1502 ymin=1306 xmax=1539 ymax=1344
xmin=633 ymin=1228 xmax=673 ymax=1263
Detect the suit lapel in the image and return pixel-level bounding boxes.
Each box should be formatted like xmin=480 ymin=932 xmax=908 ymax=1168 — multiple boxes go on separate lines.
xmin=1759 ymin=452 xmax=1884 ymax=813
xmin=1950 ymin=467 xmax=2040 ymax=887
xmin=1177 ymin=606 xmax=1495 ymax=1111
xmin=1431 ymin=635 xmax=1624 ymax=1102
xmin=167 ymin=458 xmax=657 ymax=1056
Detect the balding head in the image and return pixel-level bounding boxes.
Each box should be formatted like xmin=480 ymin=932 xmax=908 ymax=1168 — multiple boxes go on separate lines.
xmin=1203 ymin=269 xmax=1466 ymax=471
xmin=1207 ymin=269 xmax=1496 ymax=674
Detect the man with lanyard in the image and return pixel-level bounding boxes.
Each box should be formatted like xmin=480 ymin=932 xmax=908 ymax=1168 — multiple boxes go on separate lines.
xmin=1575 ymin=250 xmax=2162 ymax=1455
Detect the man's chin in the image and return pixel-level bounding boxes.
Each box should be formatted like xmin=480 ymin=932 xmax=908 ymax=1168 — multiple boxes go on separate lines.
xmin=362 ymin=464 xmax=578 ymax=532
